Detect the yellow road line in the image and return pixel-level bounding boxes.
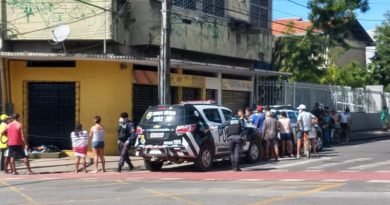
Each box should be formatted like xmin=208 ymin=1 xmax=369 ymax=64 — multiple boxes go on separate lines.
xmin=143 ymin=188 xmax=202 ymax=205
xmin=248 ymin=183 xmax=344 ymax=205
xmin=0 ymin=180 xmax=40 ymax=205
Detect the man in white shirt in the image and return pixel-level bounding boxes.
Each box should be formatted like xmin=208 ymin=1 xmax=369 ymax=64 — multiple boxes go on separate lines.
xmin=340 ymin=107 xmax=352 ymax=138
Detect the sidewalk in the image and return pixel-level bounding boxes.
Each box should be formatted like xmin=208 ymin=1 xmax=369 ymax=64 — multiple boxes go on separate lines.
xmin=5 ymin=129 xmax=390 ymax=175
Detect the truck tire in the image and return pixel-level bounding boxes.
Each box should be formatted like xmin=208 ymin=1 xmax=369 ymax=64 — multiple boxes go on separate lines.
xmin=316 ymin=133 xmax=323 ymax=152
xmin=194 ymin=144 xmax=213 ymax=171
xmin=144 ymin=160 xmax=163 ymax=172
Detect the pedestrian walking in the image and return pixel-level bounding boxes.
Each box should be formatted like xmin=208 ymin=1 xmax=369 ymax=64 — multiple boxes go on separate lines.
xmin=0 ymin=114 xmax=11 ymax=174
xmin=89 ymin=116 xmax=105 ymax=173
xmin=262 ymin=111 xmax=279 ymax=161
xmin=117 ymin=112 xmax=136 ymax=172
xmin=7 ymin=113 xmax=32 ymax=175
xmin=71 ymin=123 xmax=88 ymax=173
xmin=296 ymin=104 xmax=317 ymax=158
xmin=278 ymin=111 xmax=293 ymax=157
xmin=380 ymin=106 xmax=388 ymax=131
xmin=245 ymin=107 xmax=253 ymax=123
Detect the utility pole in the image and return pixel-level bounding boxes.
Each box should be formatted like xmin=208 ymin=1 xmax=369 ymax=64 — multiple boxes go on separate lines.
xmin=158 ymin=0 xmax=171 ymax=105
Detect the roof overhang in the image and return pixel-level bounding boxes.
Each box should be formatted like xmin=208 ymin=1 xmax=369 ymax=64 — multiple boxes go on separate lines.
xmin=0 ymin=51 xmax=290 ymax=77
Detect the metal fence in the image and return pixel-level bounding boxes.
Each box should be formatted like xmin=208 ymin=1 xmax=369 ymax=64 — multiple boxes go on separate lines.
xmin=257 ymin=80 xmax=389 ymax=113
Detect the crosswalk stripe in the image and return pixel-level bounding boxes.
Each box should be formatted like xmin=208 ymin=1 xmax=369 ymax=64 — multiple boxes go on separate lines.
xmin=322 ymin=179 xmax=348 ymax=182
xmin=267 ymin=157 xmax=332 ymax=169
xmin=376 ymin=171 xmax=390 ymax=173
xmin=307 ymin=158 xmax=371 ymax=170
xmin=348 ymin=160 xmax=390 ymax=170
xmin=280 ymin=179 xmax=306 ymax=182
xmin=367 ymin=180 xmax=390 ymax=183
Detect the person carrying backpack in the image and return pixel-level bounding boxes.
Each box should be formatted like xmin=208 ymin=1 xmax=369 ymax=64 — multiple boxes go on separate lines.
xmin=117 ymin=112 xmax=136 ymax=172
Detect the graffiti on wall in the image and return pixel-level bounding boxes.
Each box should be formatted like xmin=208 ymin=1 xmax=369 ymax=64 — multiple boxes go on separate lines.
xmin=6 ymin=0 xmax=110 ymax=40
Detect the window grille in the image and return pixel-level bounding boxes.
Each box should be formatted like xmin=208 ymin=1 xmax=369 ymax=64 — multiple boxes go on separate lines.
xmin=202 ymin=0 xmax=225 ymax=17
xmin=173 ymin=0 xmax=196 ymax=10
xmin=250 ymin=0 xmax=269 ymax=30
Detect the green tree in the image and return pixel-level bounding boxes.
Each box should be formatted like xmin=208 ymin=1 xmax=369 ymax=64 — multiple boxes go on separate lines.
xmin=371 ymin=11 xmax=390 ymax=91
xmin=308 ymin=0 xmax=369 ymax=47
xmin=321 ymin=61 xmax=369 ymax=87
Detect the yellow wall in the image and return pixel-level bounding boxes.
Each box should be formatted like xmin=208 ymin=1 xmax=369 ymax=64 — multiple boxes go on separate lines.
xmin=7 ymin=60 xmax=133 ymax=155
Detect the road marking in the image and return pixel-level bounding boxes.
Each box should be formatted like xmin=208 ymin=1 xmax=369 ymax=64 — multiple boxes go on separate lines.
xmin=339 ymin=170 xmax=360 ymax=173
xmin=248 ymin=183 xmax=344 ymax=205
xmin=303 ymin=169 xmax=323 ymax=172
xmin=160 ymin=178 xmax=184 ymax=181
xmin=2 ymin=178 xmax=22 ymax=180
xmin=0 ymin=179 xmax=40 ymax=205
xmin=268 ymin=169 xmax=289 ymax=172
xmin=41 ymin=177 xmax=60 ymax=180
xmin=268 ymin=157 xmax=332 ymax=169
xmin=126 ymin=177 xmax=145 ymax=180
xmin=280 ymin=179 xmax=306 ymax=182
xmin=239 ymin=179 xmax=265 ymax=182
xmin=376 ymin=170 xmax=390 ymax=173
xmin=143 ymin=188 xmax=202 ymax=205
xmin=367 ymin=180 xmax=390 ymax=183
xmin=322 ymin=179 xmax=349 ymax=182
xmin=348 ymin=160 xmax=390 ymax=170
xmin=307 ymin=158 xmax=371 ymax=170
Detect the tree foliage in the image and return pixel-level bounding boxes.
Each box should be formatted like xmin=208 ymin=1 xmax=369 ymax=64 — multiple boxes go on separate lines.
xmin=320 ymin=61 xmax=369 ymax=87
xmin=308 ymin=0 xmax=369 ymax=47
xmin=370 ymin=12 xmax=390 ymax=90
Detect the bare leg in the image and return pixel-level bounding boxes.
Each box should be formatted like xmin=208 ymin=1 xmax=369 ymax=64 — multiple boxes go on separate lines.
xmin=287 ymin=140 xmax=293 ymax=156
xmin=93 ymin=148 xmax=98 ymax=172
xmin=82 ymin=157 xmax=87 ymax=173
xmin=281 ymin=140 xmax=286 ymax=157
xmin=311 ymin=139 xmax=317 ymax=154
xmin=99 ymin=148 xmax=106 ymax=172
xmin=3 ymin=157 xmax=9 ymax=174
xmin=296 ymin=139 xmax=301 ymax=158
xmin=273 ymin=144 xmax=279 ymax=161
xmin=23 ymin=157 xmax=32 ymax=173
xmin=75 ymin=157 xmax=80 ymax=173
xmin=10 ymin=157 xmax=17 ymax=174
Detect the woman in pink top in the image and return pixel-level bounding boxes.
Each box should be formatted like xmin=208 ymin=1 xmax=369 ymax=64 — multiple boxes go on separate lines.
xmin=278 ymin=112 xmax=293 ymax=157
xmin=7 ymin=113 xmax=32 ymax=175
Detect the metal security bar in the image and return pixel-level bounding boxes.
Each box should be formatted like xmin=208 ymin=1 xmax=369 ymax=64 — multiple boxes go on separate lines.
xmin=202 ymin=0 xmax=225 ymax=17
xmin=250 ymin=0 xmax=270 ymax=29
xmin=257 ymin=80 xmax=388 ymax=113
xmin=173 ymin=0 xmax=196 ymax=10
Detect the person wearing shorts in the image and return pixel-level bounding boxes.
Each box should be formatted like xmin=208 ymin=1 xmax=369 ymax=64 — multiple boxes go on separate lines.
xmin=71 ymin=123 xmax=88 ymax=173
xmin=0 ymin=114 xmax=11 ymax=174
xmin=7 ymin=113 xmax=32 ymax=175
xmin=90 ymin=116 xmax=105 ymax=173
xmin=278 ymin=112 xmax=293 ymax=157
xmin=297 ymin=104 xmax=317 ymax=158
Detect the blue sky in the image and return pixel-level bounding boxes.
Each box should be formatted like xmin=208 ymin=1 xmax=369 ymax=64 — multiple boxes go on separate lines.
xmin=272 ymin=0 xmax=389 ymax=32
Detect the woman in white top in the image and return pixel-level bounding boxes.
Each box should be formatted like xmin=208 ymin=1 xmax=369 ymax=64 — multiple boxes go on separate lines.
xmin=278 ymin=112 xmax=293 ymax=157
xmin=71 ymin=123 xmax=88 ymax=173
xmin=89 ymin=116 xmax=105 ymax=173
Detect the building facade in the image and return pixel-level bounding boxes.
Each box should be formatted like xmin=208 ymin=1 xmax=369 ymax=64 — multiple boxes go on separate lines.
xmin=0 ymin=0 xmax=283 ymax=154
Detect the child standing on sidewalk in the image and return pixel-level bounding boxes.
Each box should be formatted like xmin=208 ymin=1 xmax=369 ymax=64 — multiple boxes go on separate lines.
xmin=71 ymin=123 xmax=88 ymax=173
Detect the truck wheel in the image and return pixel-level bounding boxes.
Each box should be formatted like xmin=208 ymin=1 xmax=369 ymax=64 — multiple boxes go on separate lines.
xmin=194 ymin=144 xmax=213 ymax=171
xmin=144 ymin=160 xmax=163 ymax=171
xmin=245 ymin=140 xmax=260 ymax=163
xmin=316 ymin=134 xmax=323 ymax=152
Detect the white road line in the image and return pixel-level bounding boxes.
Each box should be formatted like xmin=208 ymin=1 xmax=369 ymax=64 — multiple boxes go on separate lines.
xmin=367 ymin=180 xmax=390 ymax=183
xmin=160 ymin=178 xmax=184 ymax=181
xmin=268 ymin=169 xmax=289 ymax=172
xmin=339 ymin=170 xmax=360 ymax=173
xmin=2 ymin=178 xmax=22 ymax=180
xmin=303 ymin=170 xmax=323 ymax=172
xmin=307 ymin=158 xmax=371 ymax=170
xmin=126 ymin=177 xmax=145 ymax=180
xmin=41 ymin=178 xmax=60 ymax=180
xmin=239 ymin=179 xmax=264 ymax=182
xmin=267 ymin=157 xmax=332 ymax=169
xmin=348 ymin=160 xmax=390 ymax=170
xmin=280 ymin=179 xmax=306 ymax=182
xmin=322 ymin=179 xmax=349 ymax=182
xmin=376 ymin=170 xmax=390 ymax=173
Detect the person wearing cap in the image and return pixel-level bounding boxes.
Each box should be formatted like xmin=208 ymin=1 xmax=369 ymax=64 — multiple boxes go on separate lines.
xmin=0 ymin=114 xmax=11 ymax=173
xmin=296 ymin=104 xmax=317 ymax=158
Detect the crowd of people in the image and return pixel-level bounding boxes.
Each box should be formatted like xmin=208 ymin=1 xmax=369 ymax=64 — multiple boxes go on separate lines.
xmin=0 ymin=112 xmax=137 ymax=175
xmin=234 ymin=103 xmax=352 ymax=162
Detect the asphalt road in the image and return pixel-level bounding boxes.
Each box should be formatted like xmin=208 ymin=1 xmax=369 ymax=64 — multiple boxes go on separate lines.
xmin=1 ymin=136 xmax=390 ymax=205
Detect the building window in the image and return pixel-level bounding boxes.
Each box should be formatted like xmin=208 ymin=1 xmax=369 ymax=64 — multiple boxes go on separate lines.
xmin=250 ymin=0 xmax=269 ymax=29
xmin=173 ymin=0 xmax=196 ymax=10
xmin=202 ymin=0 xmax=225 ymax=17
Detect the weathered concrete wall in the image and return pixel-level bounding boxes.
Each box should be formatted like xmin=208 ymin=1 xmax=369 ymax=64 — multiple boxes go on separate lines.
xmin=351 ymin=113 xmax=381 ymax=131
xmin=3 ymin=0 xmax=112 ymax=40
xmin=122 ymin=0 xmax=272 ymax=62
